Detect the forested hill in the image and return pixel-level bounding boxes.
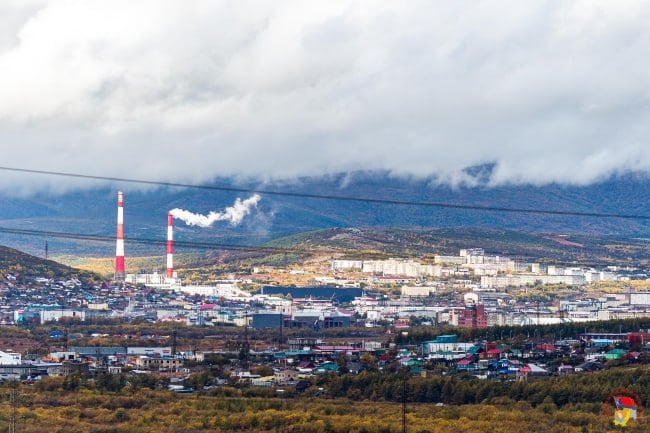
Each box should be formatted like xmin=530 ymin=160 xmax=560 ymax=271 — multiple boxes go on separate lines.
xmin=0 ymin=245 xmax=100 ymax=282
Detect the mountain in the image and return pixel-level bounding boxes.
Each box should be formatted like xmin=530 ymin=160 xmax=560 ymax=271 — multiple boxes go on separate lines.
xmin=0 ymin=172 xmax=649 ymax=257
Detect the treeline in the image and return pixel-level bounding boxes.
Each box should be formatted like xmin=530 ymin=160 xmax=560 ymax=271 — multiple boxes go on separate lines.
xmin=396 ymin=318 xmax=650 ymax=345
xmin=320 ymin=366 xmax=650 ymax=410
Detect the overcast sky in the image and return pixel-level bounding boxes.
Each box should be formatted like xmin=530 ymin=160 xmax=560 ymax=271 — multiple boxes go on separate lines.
xmin=1 ymin=0 xmax=649 ymax=195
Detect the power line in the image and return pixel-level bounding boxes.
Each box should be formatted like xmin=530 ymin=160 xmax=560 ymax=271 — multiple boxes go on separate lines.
xmin=1 ymin=166 xmax=649 ymax=220
xmin=0 ymin=165 xmax=648 ymax=269
xmin=0 ymin=224 xmax=644 ymax=269
xmin=0 ymin=225 xmax=313 ymax=255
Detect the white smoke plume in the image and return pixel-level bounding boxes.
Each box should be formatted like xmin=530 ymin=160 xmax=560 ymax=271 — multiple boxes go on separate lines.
xmin=170 ymin=194 xmax=261 ymax=227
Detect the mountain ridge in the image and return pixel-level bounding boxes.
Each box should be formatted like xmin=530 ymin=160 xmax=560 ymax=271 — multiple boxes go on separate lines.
xmin=0 ymin=172 xmax=648 ymax=257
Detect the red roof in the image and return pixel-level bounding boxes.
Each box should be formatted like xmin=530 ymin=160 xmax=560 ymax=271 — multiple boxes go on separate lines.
xmin=536 ymin=344 xmax=555 ymax=351
xmin=615 ymin=396 xmax=637 ymax=408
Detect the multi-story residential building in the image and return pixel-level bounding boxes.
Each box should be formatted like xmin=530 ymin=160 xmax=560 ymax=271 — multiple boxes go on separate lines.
xmin=457 ymin=304 xmax=488 ymax=328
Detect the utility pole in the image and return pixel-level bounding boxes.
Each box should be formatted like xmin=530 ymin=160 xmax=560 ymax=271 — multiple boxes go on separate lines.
xmin=242 ymin=308 xmax=250 ymax=369
xmin=536 ymin=299 xmax=541 ymax=343
xmin=9 ymin=378 xmax=17 ymax=433
xmin=279 ymin=311 xmax=283 ymax=351
xmin=402 ymin=376 xmax=407 ymax=433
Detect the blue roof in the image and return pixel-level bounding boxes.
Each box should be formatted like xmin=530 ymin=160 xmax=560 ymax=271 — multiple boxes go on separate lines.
xmin=434 ymin=335 xmax=458 ymax=343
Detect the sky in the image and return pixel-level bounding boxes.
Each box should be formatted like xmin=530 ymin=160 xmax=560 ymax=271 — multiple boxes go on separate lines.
xmin=1 ymin=0 xmax=650 ymax=195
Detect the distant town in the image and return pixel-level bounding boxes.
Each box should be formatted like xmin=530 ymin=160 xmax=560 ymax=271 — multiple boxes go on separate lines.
xmin=2 ymin=243 xmax=650 ymax=389
xmin=4 ymin=247 xmax=649 ymax=329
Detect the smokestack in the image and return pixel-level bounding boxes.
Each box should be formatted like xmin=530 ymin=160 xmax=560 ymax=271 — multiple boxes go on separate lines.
xmin=166 ymin=212 xmax=174 ymax=279
xmin=115 ymin=191 xmax=125 ymax=282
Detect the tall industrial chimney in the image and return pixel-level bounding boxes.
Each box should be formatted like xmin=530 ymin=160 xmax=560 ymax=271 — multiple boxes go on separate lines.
xmin=166 ymin=212 xmax=174 ymax=279
xmin=115 ymin=191 xmax=126 ymax=282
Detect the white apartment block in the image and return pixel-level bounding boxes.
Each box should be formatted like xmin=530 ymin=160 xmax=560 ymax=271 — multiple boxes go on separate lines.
xmin=434 ymin=255 xmax=465 ymax=265
xmin=39 ymin=309 xmax=86 ymax=323
xmin=401 ymin=285 xmax=435 ymax=297
xmin=630 ymin=292 xmax=650 ymax=306
xmin=331 ymin=260 xmax=363 ymax=271
xmin=0 ymin=351 xmax=21 ymax=365
xmin=360 ymin=259 xmax=442 ymax=277
xmin=481 ymin=274 xmax=586 ymax=289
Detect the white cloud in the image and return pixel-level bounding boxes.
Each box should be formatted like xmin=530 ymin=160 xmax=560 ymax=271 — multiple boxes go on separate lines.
xmin=1 ymin=0 xmax=650 ymax=194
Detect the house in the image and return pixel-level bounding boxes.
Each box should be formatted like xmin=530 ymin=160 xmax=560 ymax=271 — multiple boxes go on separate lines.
xmin=135 ymin=356 xmax=184 ymax=371
xmin=456 ymin=358 xmax=477 ymax=372
xmin=605 ymin=348 xmax=627 ymax=361
xmin=297 ymin=361 xmax=315 ymax=373
xmin=274 ymin=369 xmax=299 ymax=383
xmin=295 ymin=380 xmax=312 ymax=393
xmin=627 ymin=352 xmax=643 ymax=362
xmin=509 ymin=349 xmax=523 ymax=359
xmin=484 ymin=348 xmax=505 ymax=360
xmin=535 ymin=344 xmax=556 ymax=355
xmin=48 ymin=351 xmax=78 ymax=362
xmin=488 ymin=359 xmax=520 ymax=375
xmin=399 ymin=357 xmax=424 ymax=368
xmin=575 ymin=361 xmax=604 ymax=372
xmin=516 ymin=363 xmax=549 ymax=381
xmin=314 ymin=362 xmax=339 ymax=374
xmin=466 ymin=345 xmax=484 ymax=359
xmin=252 ymin=376 xmax=274 ymax=387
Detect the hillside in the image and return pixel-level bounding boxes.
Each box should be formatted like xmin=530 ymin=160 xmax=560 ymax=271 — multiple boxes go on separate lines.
xmin=0 ymin=245 xmax=101 ymax=282
xmin=174 ymin=227 xmax=650 ymax=283
xmin=262 ymin=227 xmax=650 ymax=267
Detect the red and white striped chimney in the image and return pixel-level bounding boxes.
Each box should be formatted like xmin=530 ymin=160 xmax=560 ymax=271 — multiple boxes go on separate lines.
xmin=166 ymin=212 xmax=174 ymax=279
xmin=115 ymin=191 xmax=125 ymax=282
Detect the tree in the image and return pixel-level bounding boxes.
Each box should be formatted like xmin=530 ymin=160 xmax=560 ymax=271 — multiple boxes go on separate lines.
xmin=360 ymin=352 xmax=378 ymax=372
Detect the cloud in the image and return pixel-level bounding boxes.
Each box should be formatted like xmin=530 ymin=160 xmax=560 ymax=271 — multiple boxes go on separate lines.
xmin=1 ymin=0 xmax=650 ymax=194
